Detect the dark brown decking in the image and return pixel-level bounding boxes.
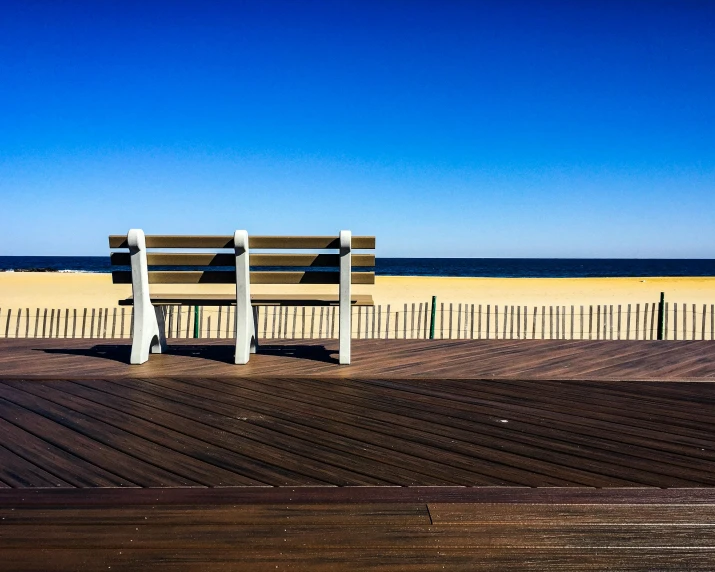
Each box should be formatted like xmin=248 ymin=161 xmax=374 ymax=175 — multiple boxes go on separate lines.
xmin=1 ymin=337 xmax=714 ymax=381
xmin=1 ymin=339 xmax=715 ymax=488
xmin=2 ymin=338 xmax=715 ymax=570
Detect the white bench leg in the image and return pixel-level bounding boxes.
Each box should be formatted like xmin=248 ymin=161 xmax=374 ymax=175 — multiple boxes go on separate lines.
xmin=130 ymin=304 xmax=166 ymax=364
xmin=234 ymin=230 xmax=254 ymax=364
xmin=339 ymin=230 xmax=352 ymax=365
xmin=127 ymin=228 xmax=166 ymax=365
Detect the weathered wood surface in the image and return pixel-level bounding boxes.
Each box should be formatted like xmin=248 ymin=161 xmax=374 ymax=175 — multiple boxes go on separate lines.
xmin=108 ymin=235 xmax=376 ymax=249
xmin=0 ymin=338 xmax=713 ymax=381
xmin=111 ymin=270 xmax=375 ymax=284
xmin=2 ymin=339 xmax=715 ymax=569
xmin=0 ymin=339 xmax=715 ymax=490
xmin=110 ymin=252 xmax=376 ymax=267
xmin=117 ymin=294 xmax=375 ymax=306
xmin=3 ymin=500 xmax=715 ymax=571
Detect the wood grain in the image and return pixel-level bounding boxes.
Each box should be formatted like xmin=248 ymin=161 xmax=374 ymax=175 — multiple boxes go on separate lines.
xmin=110 ymin=252 xmax=375 ymax=267
xmin=111 ymin=270 xmax=375 ymax=284
xmin=109 ymin=235 xmax=376 ymax=249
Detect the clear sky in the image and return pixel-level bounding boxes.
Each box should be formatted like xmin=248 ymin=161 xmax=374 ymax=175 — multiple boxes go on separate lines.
xmin=1 ymin=0 xmax=713 ymax=257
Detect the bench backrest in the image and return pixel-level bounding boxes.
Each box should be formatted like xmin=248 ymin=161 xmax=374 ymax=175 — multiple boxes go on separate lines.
xmin=109 ymin=234 xmax=376 ymax=286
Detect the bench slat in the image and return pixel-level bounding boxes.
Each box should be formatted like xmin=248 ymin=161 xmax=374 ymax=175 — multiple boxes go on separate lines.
xmin=118 ymin=294 xmax=374 ymax=307
xmin=109 ymin=235 xmax=376 ymax=249
xmin=111 ymin=271 xmax=375 ymax=285
xmin=110 ymin=253 xmax=375 ymax=268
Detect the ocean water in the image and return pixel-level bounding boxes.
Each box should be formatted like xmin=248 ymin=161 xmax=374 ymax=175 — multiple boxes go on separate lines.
xmin=0 ymin=256 xmax=714 ymax=278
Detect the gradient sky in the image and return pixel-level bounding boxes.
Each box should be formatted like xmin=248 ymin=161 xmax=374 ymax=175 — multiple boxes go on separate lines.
xmin=1 ymin=0 xmax=713 ymax=257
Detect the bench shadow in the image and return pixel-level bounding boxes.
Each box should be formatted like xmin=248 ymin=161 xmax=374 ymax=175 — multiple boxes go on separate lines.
xmin=38 ymin=343 xmax=339 ymax=365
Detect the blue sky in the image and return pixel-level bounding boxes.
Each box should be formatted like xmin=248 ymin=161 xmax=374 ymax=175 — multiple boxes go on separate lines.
xmin=0 ymin=0 xmax=713 ymax=257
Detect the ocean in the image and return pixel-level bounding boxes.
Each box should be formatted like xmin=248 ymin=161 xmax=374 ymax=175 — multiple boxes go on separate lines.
xmin=0 ymin=256 xmax=714 ymax=278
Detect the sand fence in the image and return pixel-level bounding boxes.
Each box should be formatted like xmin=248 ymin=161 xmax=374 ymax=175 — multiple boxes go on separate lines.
xmin=0 ymin=301 xmax=713 ymax=341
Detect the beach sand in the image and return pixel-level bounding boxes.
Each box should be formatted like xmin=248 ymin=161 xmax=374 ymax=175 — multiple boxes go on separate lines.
xmin=0 ymin=273 xmax=712 ymax=310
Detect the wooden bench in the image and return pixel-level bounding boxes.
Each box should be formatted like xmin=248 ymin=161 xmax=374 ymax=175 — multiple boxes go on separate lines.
xmin=109 ymin=230 xmax=375 ymax=365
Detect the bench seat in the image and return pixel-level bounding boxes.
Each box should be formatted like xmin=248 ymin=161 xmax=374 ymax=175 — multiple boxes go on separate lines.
xmin=118 ymin=294 xmax=374 ymax=306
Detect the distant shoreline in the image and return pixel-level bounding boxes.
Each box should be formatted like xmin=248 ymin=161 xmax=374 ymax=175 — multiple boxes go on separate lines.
xmin=0 ymin=256 xmax=714 ymax=279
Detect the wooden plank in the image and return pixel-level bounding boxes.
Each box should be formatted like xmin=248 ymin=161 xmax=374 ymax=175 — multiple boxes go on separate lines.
xmin=476 ymin=304 xmax=482 ymax=340
xmin=15 ymin=308 xmax=22 ymax=339
xmin=470 ymin=304 xmax=475 ymax=340
xmin=429 ymin=503 xmax=715 ymax=525
xmin=516 ymin=306 xmax=520 ymax=339
xmin=635 ymin=303 xmax=640 ymax=340
xmin=109 ymin=235 xmax=376 ymax=249
xmin=111 ymin=252 xmax=375 ymax=267
xmin=486 ymin=305 xmax=490 ymax=340
xmin=416 ymin=303 xmax=422 ymax=340
xmin=403 ymin=304 xmax=408 ymax=340
xmin=457 ymin=303 xmax=462 ymax=339
xmin=7 ymin=485 xmax=715 ymax=506
xmin=610 ymin=305 xmax=614 ymax=340
xmin=384 ymin=305 xmax=390 ymax=340
xmin=33 ymin=308 xmax=39 ymax=338
xmin=549 ymin=306 xmax=560 ymax=340
xmin=448 ymin=303 xmax=453 ymax=340
xmin=112 ymin=270 xmax=375 ymax=285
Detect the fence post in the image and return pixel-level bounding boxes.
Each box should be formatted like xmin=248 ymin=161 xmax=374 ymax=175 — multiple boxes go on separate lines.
xmin=429 ymin=296 xmax=436 ymax=339
xmin=657 ymin=292 xmax=665 ymax=340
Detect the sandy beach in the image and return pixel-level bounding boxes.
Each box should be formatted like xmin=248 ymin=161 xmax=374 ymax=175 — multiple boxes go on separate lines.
xmin=0 ymin=273 xmax=712 ymax=310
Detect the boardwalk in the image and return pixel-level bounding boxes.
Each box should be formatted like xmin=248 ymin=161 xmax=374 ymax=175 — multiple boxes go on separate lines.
xmin=1 ymin=337 xmax=715 ymax=381
xmin=1 ymin=338 xmax=715 ymax=569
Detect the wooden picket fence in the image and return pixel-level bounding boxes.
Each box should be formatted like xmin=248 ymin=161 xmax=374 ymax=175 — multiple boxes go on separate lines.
xmin=0 ymin=302 xmax=713 ymax=341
